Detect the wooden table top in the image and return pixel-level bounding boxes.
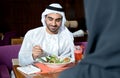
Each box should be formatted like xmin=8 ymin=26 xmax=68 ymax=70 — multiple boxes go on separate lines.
xmin=13 ymin=65 xmax=61 ymax=78
xmin=12 ymin=58 xmax=76 ymax=78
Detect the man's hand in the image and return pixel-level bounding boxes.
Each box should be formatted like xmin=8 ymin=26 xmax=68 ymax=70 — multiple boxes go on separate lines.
xmin=32 ymin=45 xmax=43 ymax=60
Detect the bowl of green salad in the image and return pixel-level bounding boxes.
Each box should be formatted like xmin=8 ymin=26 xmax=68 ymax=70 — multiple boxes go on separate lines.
xmin=38 ymin=55 xmax=72 ymax=68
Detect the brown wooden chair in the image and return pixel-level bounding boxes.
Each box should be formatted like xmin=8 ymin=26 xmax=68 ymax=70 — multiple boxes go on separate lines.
xmin=11 ymin=37 xmax=23 ymax=45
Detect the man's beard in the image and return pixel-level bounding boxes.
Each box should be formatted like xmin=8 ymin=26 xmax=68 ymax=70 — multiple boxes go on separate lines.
xmin=47 ymin=25 xmax=59 ymax=34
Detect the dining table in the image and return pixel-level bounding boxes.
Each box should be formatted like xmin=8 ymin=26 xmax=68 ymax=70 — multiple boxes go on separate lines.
xmin=12 ymin=59 xmax=76 ymax=78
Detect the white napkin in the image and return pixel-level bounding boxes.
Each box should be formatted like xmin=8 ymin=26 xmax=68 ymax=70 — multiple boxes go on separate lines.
xmin=17 ymin=65 xmax=41 ymax=74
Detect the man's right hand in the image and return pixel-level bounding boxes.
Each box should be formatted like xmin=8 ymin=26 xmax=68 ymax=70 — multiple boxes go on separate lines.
xmin=32 ymin=45 xmax=43 ymax=60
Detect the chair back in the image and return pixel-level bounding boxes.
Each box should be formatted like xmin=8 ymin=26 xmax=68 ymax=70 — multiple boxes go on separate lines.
xmin=0 ymin=45 xmax=21 ymax=73
xmin=3 ymin=31 xmax=18 ymax=45
xmin=74 ymin=41 xmax=88 ymax=54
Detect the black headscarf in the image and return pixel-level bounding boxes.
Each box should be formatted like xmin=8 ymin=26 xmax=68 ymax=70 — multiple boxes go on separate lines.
xmin=59 ymin=0 xmax=120 ymax=78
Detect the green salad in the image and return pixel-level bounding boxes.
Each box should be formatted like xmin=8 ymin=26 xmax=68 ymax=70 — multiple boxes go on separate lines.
xmin=39 ymin=55 xmax=71 ymax=63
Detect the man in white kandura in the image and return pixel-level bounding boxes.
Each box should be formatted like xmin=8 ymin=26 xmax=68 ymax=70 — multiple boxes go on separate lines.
xmin=18 ymin=3 xmax=75 ymax=66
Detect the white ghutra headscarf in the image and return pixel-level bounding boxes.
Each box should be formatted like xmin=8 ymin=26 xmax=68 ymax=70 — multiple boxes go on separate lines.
xmin=41 ymin=3 xmax=66 ymax=31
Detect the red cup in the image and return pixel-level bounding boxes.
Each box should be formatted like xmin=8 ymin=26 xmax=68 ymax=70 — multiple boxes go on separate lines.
xmin=74 ymin=46 xmax=83 ymax=63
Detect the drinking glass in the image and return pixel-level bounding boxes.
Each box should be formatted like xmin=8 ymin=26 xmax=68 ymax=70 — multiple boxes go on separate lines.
xmin=74 ymin=45 xmax=83 ymax=63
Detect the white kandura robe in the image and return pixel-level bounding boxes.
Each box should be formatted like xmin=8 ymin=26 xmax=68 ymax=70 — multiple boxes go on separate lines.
xmin=19 ymin=26 xmax=75 ymax=66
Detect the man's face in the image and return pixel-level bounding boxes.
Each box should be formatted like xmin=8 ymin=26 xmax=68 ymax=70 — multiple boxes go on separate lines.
xmin=45 ymin=13 xmax=62 ymax=34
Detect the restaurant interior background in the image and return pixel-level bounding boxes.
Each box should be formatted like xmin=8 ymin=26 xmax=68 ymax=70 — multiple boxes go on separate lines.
xmin=0 ymin=0 xmax=87 ymax=44
xmin=0 ymin=1 xmax=87 ymax=77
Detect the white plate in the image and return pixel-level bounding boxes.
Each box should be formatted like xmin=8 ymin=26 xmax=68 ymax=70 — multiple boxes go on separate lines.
xmin=37 ymin=56 xmax=72 ymax=68
xmin=43 ymin=62 xmax=71 ymax=68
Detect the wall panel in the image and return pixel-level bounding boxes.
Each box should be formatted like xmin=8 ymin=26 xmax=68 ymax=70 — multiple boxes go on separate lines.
xmin=0 ymin=0 xmax=85 ymax=36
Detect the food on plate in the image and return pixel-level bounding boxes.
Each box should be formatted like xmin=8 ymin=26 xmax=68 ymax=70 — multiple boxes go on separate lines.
xmin=39 ymin=55 xmax=71 ymax=64
xmin=63 ymin=57 xmax=71 ymax=63
xmin=37 ymin=55 xmax=72 ymax=68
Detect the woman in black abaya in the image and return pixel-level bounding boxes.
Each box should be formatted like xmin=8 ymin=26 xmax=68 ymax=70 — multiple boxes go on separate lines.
xmin=59 ymin=0 xmax=120 ymax=78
